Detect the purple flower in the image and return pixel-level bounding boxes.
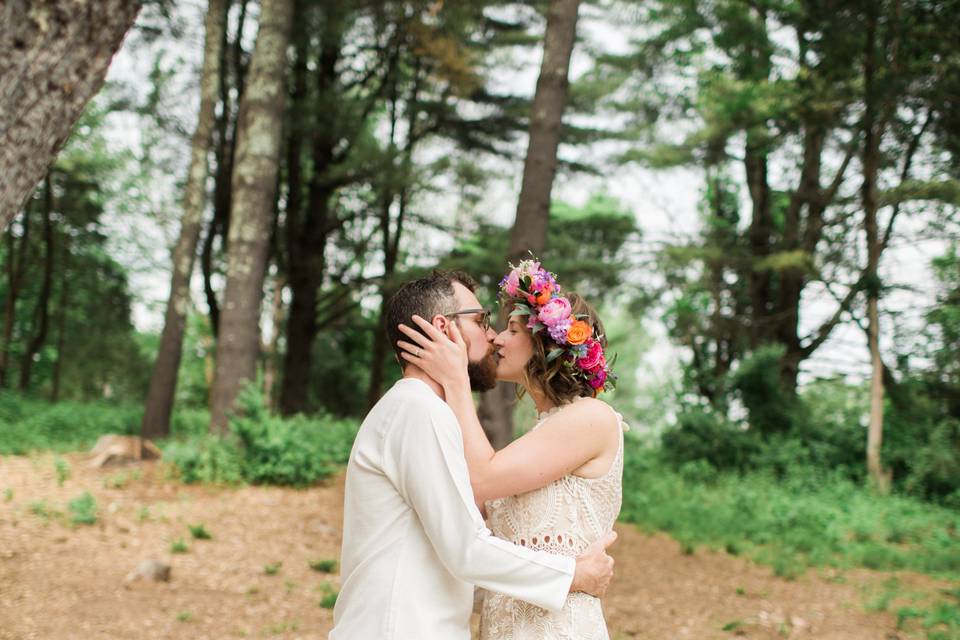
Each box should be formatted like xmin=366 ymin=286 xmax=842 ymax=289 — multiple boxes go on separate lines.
xmin=548 ymin=319 xmax=572 ymax=343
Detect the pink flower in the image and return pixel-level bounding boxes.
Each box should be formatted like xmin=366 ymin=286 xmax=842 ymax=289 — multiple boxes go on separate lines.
xmin=578 ymin=339 xmax=604 ymax=371
xmin=589 ymin=368 xmax=608 ymax=389
xmin=538 ymin=297 xmax=572 ymax=327
xmin=504 ymin=270 xmax=520 ymax=296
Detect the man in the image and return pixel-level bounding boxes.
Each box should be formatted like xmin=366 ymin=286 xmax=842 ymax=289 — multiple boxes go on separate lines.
xmin=330 ymin=271 xmax=616 ymax=639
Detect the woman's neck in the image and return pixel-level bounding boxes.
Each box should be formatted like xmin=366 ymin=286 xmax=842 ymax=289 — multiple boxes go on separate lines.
xmin=526 ymin=384 xmax=556 ymax=415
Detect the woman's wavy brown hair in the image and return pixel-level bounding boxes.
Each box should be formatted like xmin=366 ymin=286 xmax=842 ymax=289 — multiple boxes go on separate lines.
xmin=506 ymin=291 xmax=607 ymax=406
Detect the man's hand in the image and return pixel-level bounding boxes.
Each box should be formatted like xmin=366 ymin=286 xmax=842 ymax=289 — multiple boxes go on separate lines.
xmin=570 ymin=531 xmax=617 ymax=597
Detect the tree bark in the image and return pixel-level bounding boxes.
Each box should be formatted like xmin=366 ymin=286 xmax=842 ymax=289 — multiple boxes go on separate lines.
xmin=278 ymin=6 xmax=340 ymax=415
xmin=863 ymin=4 xmax=890 ymax=494
xmin=261 ymin=276 xmax=285 ymax=408
xmin=479 ymin=0 xmax=581 ymax=449
xmin=140 ymin=0 xmax=227 ymax=441
xmin=19 ymin=175 xmax=55 ymax=390
xmin=209 ymin=0 xmax=295 ymax=433
xmin=50 ymin=236 xmax=69 ymax=402
xmin=0 ymin=0 xmax=142 ymax=229
xmin=1 ymin=208 xmax=31 ymax=387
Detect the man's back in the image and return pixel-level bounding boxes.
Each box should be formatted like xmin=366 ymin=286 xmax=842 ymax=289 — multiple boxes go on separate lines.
xmin=331 ymin=378 xmax=573 ymax=640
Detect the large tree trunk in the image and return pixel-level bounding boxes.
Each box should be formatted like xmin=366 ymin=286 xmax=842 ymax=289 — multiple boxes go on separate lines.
xmin=479 ymin=0 xmax=581 ymax=449
xmin=19 ymin=176 xmax=55 ymax=390
xmin=209 ymin=0 xmax=295 ymax=433
xmin=140 ymin=0 xmax=227 ymax=441
xmin=0 ymin=0 xmax=142 ymax=228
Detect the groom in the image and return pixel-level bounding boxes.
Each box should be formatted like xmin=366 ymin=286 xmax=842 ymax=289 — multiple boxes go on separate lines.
xmin=330 ymin=270 xmax=616 ymax=639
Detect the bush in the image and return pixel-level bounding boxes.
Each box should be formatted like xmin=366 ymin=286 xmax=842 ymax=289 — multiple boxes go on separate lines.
xmin=661 ymin=407 xmax=757 ymax=471
xmin=162 ymin=388 xmax=358 ymax=488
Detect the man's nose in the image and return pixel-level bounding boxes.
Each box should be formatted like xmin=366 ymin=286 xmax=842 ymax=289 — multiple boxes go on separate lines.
xmin=486 ymin=327 xmax=497 ymax=341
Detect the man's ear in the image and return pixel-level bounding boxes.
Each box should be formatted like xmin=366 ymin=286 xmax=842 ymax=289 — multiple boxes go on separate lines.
xmin=432 ymin=314 xmax=449 ymax=333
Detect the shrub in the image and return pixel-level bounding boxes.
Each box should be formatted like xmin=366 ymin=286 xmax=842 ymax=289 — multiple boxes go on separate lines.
xmin=162 ymin=388 xmax=358 ymax=488
xmin=68 ymin=492 xmax=97 ymax=525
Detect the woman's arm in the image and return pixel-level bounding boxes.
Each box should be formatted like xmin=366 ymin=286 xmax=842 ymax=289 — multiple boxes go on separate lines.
xmin=397 ymin=316 xmax=618 ymax=506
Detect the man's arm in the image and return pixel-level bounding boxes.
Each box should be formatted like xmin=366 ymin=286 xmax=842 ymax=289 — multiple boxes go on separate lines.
xmin=384 ymin=399 xmax=613 ymax=612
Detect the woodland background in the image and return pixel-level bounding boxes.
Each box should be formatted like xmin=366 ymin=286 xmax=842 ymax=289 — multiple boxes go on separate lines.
xmin=2 ymin=0 xmax=960 ymax=636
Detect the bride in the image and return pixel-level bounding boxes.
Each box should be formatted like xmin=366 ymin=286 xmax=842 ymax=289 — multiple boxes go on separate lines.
xmin=397 ymin=259 xmax=625 ymax=640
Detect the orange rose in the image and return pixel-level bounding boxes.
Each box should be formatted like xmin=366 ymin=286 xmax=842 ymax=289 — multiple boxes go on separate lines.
xmin=534 ymin=288 xmax=552 ymax=305
xmin=566 ymin=320 xmax=592 ymax=345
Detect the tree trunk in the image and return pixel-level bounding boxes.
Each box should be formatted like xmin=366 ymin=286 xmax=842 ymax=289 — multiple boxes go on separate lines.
xmin=209 ymin=0 xmax=295 ymax=433
xmin=0 ymin=0 xmax=142 ymax=229
xmin=140 ymin=0 xmax=227 ymax=441
xmin=262 ymin=277 xmax=285 ymax=408
xmin=0 ymin=209 xmax=31 ymax=386
xmin=19 ymin=175 xmax=55 ymax=390
xmin=202 ymin=0 xmax=250 ymax=339
xmin=278 ymin=7 xmax=340 ymax=416
xmin=51 ymin=236 xmax=69 ymax=402
xmin=479 ymin=0 xmax=581 ymax=449
xmin=863 ymin=5 xmax=890 ymax=494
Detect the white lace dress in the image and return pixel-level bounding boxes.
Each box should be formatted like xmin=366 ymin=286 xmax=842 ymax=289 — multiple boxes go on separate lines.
xmin=478 ymin=401 xmax=626 ymax=640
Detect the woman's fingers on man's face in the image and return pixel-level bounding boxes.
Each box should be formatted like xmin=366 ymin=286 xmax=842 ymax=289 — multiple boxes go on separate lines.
xmin=396 ymin=323 xmax=431 ymax=346
xmin=410 ymin=314 xmax=445 ymax=338
xmin=396 ymin=339 xmax=421 ymax=355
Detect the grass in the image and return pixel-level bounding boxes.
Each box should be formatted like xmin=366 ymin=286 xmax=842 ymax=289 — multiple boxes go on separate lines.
xmin=308 ymin=559 xmax=338 ymax=573
xmin=317 ymin=581 xmax=338 ymax=609
xmin=264 ymin=562 xmax=282 ymax=576
xmin=620 ymin=447 xmax=960 ymax=581
xmin=54 ymin=458 xmax=70 ymax=486
xmin=170 ymin=538 xmax=188 ymax=554
xmin=67 ymin=492 xmax=97 ymax=525
xmin=188 ymin=523 xmax=212 ymax=540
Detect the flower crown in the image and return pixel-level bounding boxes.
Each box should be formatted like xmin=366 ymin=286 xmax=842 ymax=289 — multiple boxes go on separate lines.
xmin=498 ymin=259 xmax=616 ymax=394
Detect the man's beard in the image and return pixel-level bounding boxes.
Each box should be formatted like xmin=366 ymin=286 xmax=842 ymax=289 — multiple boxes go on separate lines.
xmin=467 ymin=350 xmax=498 ymax=392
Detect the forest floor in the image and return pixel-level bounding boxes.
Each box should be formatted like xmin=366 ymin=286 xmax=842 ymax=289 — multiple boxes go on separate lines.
xmin=0 ymin=452 xmax=950 ymax=640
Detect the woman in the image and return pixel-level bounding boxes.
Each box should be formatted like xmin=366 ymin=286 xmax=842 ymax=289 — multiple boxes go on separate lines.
xmin=397 ymin=259 xmax=625 ymax=640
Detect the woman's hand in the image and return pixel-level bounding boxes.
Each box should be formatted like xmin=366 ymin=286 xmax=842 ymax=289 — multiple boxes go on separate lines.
xmin=397 ymin=315 xmax=470 ymax=393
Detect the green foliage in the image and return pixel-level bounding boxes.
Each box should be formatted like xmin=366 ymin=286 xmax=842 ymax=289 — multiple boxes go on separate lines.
xmin=54 ymin=458 xmax=70 ymax=486
xmin=621 ymin=447 xmax=960 ymax=581
xmin=170 ymin=538 xmax=188 ymax=554
xmin=317 ymin=581 xmax=339 ymax=609
xmin=308 ymin=559 xmax=338 ymax=573
xmin=263 ymin=562 xmax=282 ymax=576
xmin=163 ymin=389 xmax=358 ymax=488
xmin=67 ymin=492 xmax=97 ymax=525
xmin=188 ymin=523 xmax=212 ymax=540
xmin=162 ymin=434 xmax=244 ymax=485
xmin=0 ymin=392 xmax=140 ymax=455
xmin=0 ymin=99 xmax=151 ymax=403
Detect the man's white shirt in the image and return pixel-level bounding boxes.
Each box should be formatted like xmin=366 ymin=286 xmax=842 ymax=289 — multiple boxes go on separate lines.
xmin=329 ymin=377 xmax=575 ymax=639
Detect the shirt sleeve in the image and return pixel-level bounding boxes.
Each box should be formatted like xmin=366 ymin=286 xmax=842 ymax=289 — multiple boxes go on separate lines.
xmin=382 ymin=397 xmax=575 ymax=613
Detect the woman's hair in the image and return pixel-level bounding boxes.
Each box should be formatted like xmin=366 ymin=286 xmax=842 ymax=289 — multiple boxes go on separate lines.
xmin=511 ymin=291 xmax=607 ymax=405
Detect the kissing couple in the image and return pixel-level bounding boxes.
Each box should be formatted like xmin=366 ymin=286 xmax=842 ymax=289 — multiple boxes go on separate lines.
xmin=331 ymin=260 xmax=626 ymax=639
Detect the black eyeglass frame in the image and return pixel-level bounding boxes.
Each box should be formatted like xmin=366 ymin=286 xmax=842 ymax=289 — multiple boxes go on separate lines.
xmin=443 ymin=308 xmax=492 ymax=331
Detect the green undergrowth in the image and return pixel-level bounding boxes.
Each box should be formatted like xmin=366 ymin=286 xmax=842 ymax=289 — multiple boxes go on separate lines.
xmin=620 ymin=442 xmax=960 ymax=582
xmin=162 ymin=389 xmax=358 ymax=487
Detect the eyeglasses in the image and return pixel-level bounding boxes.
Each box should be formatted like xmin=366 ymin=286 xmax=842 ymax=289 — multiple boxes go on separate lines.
xmin=444 ymin=308 xmax=492 ymax=331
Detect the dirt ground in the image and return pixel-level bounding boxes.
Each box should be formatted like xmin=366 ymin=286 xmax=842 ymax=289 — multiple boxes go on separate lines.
xmin=0 ymin=452 xmax=946 ymax=639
